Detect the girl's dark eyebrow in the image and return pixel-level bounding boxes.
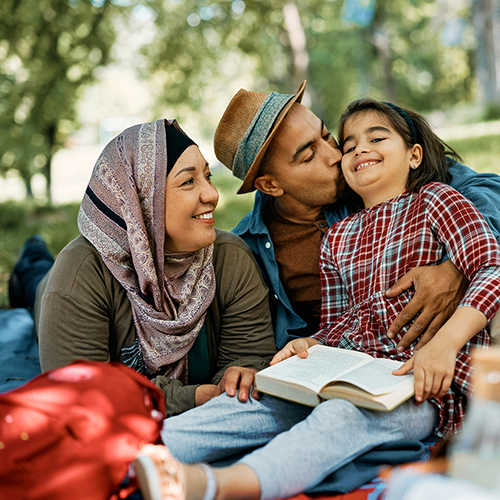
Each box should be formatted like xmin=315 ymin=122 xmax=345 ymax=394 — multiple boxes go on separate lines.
xmin=343 ymin=126 xmax=392 ymax=145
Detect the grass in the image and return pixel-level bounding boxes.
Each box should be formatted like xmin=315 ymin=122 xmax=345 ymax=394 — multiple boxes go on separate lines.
xmin=1 ymin=132 xmax=499 ymax=308
xmin=447 ymin=134 xmax=500 ymax=175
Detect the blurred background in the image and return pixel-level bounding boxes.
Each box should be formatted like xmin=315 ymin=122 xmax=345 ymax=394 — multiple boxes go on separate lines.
xmin=1 ymin=0 xmax=500 ymax=306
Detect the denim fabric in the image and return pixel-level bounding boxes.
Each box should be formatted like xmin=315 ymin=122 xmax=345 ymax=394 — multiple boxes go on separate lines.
xmin=162 ymin=393 xmax=437 ymax=500
xmin=162 ymin=393 xmax=312 ymax=463
xmin=240 ymin=398 xmax=437 ymax=500
xmin=0 ymin=308 xmax=41 ymax=392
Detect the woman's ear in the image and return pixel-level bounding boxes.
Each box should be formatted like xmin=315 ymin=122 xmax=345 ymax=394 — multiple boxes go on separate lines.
xmin=253 ymin=174 xmax=285 ymax=197
xmin=410 ymin=144 xmax=423 ymax=168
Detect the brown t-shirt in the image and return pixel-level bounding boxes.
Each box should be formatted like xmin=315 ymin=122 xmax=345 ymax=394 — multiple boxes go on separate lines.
xmin=265 ymin=200 xmax=329 ymax=335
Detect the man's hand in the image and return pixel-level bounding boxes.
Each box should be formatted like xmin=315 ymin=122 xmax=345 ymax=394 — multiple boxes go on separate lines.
xmin=270 ymin=338 xmax=319 ymax=365
xmin=217 ymin=366 xmax=260 ymax=403
xmin=195 ymin=384 xmax=223 ymax=407
xmin=385 ymin=260 xmax=468 ymax=352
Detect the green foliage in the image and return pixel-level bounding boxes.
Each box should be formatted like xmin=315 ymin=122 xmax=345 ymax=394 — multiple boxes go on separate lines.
xmin=0 ymin=0 xmax=121 ymax=200
xmin=212 ymin=168 xmax=255 ymax=230
xmin=448 ymin=134 xmax=500 ymax=175
xmin=482 ymin=103 xmax=500 ymax=122
xmin=0 ymin=201 xmax=80 ymax=307
xmin=143 ymin=0 xmax=479 ymax=134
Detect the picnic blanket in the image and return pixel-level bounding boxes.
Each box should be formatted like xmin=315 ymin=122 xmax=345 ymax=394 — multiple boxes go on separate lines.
xmin=0 ymin=307 xmax=437 ymax=500
xmin=0 ymin=308 xmax=41 ymax=392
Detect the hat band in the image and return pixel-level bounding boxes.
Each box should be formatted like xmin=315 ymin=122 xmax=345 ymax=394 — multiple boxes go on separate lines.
xmin=232 ymin=92 xmax=295 ymax=181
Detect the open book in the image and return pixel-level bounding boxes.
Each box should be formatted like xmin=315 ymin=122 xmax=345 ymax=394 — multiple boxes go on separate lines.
xmin=255 ymin=344 xmax=415 ymax=411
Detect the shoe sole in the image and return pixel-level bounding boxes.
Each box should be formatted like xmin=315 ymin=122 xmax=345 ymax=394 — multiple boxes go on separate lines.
xmin=134 ymin=454 xmax=164 ymax=500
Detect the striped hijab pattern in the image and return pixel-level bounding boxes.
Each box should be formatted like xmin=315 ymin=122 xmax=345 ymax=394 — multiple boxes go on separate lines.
xmin=77 ymin=119 xmax=215 ymax=381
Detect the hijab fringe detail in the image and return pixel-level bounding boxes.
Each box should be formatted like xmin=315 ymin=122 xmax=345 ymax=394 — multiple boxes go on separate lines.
xmin=78 ymin=119 xmax=216 ymax=381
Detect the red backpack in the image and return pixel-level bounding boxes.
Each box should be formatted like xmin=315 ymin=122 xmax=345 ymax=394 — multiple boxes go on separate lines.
xmin=0 ymin=360 xmax=166 ymax=500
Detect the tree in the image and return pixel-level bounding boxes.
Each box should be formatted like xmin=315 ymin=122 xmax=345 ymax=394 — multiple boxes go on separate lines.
xmin=472 ymin=0 xmax=500 ymax=107
xmin=143 ymin=0 xmax=479 ymax=139
xmin=0 ymin=0 xmax=119 ymax=202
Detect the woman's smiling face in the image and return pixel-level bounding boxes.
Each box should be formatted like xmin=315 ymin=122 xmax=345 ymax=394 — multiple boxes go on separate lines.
xmin=164 ymin=145 xmax=219 ymax=253
xmin=341 ymin=110 xmax=421 ymax=208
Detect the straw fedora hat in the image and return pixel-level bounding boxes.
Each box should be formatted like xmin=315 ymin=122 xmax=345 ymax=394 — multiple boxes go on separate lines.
xmin=214 ymin=81 xmax=307 ymax=194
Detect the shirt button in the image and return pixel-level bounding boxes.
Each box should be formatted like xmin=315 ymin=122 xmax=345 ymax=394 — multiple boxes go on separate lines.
xmin=274 ymin=294 xmax=278 ymax=300
xmin=319 ymin=222 xmax=327 ymax=228
xmin=265 ymin=242 xmax=271 ymax=249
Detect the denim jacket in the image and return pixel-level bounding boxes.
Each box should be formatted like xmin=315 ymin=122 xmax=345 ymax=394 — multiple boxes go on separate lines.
xmin=232 ymin=161 xmax=500 ymax=348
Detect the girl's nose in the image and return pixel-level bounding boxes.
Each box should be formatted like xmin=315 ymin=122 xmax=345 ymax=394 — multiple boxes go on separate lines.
xmin=355 ymin=144 xmax=370 ymax=156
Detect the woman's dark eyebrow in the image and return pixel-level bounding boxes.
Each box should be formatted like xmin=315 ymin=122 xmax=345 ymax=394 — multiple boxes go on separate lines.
xmin=343 ymin=126 xmax=392 ymax=145
xmin=174 ymin=162 xmax=209 ymax=177
xmin=174 ymin=166 xmax=196 ymax=177
xmin=292 ymin=120 xmax=324 ymax=162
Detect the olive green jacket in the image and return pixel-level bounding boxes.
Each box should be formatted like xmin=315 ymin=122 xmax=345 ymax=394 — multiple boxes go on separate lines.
xmin=35 ymin=229 xmax=277 ymax=417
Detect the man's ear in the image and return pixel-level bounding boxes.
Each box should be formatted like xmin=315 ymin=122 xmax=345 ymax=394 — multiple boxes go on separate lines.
xmin=410 ymin=144 xmax=423 ymax=167
xmin=254 ymin=174 xmax=284 ymax=197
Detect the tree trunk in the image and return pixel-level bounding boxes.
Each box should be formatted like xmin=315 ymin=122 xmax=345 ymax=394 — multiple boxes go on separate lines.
xmin=283 ymin=2 xmax=311 ymax=104
xmin=372 ymin=18 xmax=396 ymax=103
xmin=472 ymin=0 xmax=500 ymax=104
xmin=44 ymin=124 xmax=56 ymax=205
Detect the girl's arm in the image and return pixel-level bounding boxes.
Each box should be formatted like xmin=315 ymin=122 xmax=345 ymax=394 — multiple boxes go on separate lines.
xmin=394 ymin=183 xmax=500 ymax=403
xmin=393 ymin=306 xmax=487 ymax=403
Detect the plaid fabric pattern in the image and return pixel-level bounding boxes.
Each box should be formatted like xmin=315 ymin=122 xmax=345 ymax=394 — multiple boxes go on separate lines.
xmin=313 ymin=182 xmax=500 ymax=437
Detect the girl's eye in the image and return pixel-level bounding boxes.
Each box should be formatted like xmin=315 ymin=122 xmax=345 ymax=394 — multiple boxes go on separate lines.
xmin=372 ymin=137 xmax=385 ymax=143
xmin=344 ymin=146 xmax=355 ymax=154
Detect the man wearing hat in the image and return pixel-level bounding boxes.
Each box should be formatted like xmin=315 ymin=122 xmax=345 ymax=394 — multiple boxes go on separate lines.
xmin=213 ymin=80 xmax=500 ymax=351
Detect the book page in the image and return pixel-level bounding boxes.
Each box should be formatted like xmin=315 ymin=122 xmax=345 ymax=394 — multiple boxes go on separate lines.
xmin=262 ymin=345 xmax=370 ymax=392
xmin=332 ymin=357 xmax=413 ymax=396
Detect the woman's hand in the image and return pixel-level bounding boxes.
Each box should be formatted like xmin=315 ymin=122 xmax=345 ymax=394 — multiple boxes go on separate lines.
xmin=270 ymin=338 xmax=319 ymax=365
xmin=385 ymin=260 xmax=468 ymax=352
xmin=217 ymin=366 xmax=260 ymax=402
xmin=195 ymin=384 xmax=223 ymax=407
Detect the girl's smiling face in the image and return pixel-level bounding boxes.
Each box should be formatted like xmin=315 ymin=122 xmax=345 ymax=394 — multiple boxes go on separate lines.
xmin=341 ymin=110 xmax=422 ymax=208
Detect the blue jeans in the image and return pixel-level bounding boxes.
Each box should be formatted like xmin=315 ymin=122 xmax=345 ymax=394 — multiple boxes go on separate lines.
xmin=162 ymin=393 xmax=438 ymax=500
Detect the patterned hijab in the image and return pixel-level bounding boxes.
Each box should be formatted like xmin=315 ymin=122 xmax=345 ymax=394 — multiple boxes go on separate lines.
xmin=77 ymin=119 xmax=216 ymax=381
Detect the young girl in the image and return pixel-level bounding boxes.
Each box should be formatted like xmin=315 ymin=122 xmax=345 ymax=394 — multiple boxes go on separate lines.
xmin=131 ymin=99 xmax=500 ymax=500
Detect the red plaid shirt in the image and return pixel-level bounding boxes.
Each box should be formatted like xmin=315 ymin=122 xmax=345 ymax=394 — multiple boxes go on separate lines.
xmin=313 ymin=182 xmax=500 ymax=436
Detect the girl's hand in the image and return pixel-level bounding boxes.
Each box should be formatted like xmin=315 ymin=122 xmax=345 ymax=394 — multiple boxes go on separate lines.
xmin=392 ymin=339 xmax=457 ymax=404
xmin=270 ymin=338 xmax=319 ymax=365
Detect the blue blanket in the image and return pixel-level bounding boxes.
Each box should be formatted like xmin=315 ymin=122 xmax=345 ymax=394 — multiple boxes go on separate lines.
xmin=0 ymin=308 xmax=41 ymax=393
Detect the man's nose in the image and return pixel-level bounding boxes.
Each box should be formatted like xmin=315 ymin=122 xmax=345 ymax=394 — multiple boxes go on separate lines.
xmin=325 ymin=142 xmax=342 ymax=166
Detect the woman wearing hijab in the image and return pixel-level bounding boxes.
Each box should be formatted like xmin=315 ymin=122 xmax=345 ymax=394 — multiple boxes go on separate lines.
xmin=27 ymin=118 xmax=276 ymax=417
